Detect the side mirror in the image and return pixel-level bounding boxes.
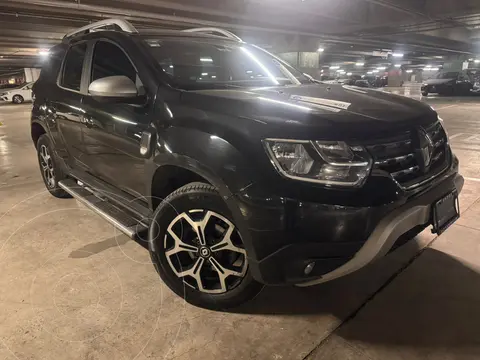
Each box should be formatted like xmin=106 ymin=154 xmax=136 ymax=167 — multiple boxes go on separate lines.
xmin=88 ymin=75 xmax=139 ymax=102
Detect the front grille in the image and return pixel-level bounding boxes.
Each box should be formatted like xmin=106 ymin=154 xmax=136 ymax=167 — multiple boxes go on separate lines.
xmin=365 ymin=122 xmax=449 ymax=189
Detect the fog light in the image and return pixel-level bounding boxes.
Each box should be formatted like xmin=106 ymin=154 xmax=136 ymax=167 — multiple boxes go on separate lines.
xmin=304 ymin=262 xmax=315 ymax=275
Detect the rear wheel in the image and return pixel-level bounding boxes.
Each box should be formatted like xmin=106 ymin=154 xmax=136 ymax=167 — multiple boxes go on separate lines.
xmin=36 ymin=134 xmax=71 ymax=198
xmin=421 ymin=90 xmax=429 ymax=96
xmin=12 ymin=95 xmax=24 ymax=104
xmin=149 ymin=182 xmax=263 ymax=310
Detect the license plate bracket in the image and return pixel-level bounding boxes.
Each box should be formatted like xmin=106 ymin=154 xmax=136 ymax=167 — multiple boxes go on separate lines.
xmin=432 ymin=191 xmax=459 ymax=234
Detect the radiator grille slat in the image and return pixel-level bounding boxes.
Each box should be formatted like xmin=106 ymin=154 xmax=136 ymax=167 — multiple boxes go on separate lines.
xmin=366 ymin=122 xmax=449 ymax=189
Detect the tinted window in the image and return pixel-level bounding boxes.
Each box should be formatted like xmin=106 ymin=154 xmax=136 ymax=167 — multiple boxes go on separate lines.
xmin=435 ymin=72 xmax=459 ymax=79
xmin=61 ymin=43 xmax=87 ymax=91
xmin=91 ymin=41 xmax=136 ymax=83
xmin=144 ymin=38 xmax=309 ymax=90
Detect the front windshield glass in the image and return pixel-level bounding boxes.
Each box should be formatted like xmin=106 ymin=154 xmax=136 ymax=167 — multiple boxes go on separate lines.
xmin=435 ymin=72 xmax=459 ymax=79
xmin=144 ymin=38 xmax=310 ymax=90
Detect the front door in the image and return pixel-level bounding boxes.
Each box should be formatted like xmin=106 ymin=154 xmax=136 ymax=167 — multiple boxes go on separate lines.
xmin=81 ymin=40 xmax=153 ymax=198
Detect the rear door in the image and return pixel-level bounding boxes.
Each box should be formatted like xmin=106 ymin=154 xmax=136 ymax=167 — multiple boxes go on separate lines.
xmin=81 ymin=39 xmax=153 ymax=197
xmin=48 ymin=42 xmax=89 ymax=168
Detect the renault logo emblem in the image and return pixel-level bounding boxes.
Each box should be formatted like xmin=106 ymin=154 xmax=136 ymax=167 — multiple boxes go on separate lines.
xmin=416 ymin=127 xmax=434 ymax=171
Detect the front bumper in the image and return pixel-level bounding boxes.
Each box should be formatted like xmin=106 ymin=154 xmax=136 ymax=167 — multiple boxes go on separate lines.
xmin=233 ymin=160 xmax=463 ymax=286
xmin=298 ymin=172 xmax=463 ymax=286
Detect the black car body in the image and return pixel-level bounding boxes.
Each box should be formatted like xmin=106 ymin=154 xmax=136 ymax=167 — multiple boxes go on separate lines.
xmin=421 ymin=71 xmax=474 ymax=96
xmin=31 ymin=20 xmax=463 ymax=309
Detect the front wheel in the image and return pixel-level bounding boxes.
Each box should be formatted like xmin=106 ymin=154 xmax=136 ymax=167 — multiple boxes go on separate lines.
xmin=421 ymin=90 xmax=429 ymax=96
xmin=12 ymin=95 xmax=24 ymax=104
xmin=149 ymin=182 xmax=263 ymax=310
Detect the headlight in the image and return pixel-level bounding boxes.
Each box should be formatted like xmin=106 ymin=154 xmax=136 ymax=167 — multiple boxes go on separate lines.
xmin=438 ymin=115 xmax=449 ymax=139
xmin=263 ymin=139 xmax=372 ymax=187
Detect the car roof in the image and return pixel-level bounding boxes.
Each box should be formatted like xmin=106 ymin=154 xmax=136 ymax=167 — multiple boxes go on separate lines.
xmin=64 ymin=28 xmax=242 ymax=46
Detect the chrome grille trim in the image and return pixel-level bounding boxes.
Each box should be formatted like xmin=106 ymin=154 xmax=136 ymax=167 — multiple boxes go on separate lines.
xmin=374 ymin=153 xmax=414 ymax=166
xmin=391 ymin=166 xmax=420 ymax=178
xmin=367 ymin=121 xmax=449 ymax=189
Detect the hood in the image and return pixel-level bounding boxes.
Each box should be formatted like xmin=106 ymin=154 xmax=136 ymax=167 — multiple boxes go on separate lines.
xmin=424 ymin=78 xmax=455 ymax=85
xmin=179 ymin=83 xmax=437 ymax=141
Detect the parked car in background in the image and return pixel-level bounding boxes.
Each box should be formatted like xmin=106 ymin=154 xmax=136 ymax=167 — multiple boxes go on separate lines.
xmin=0 ymin=82 xmax=34 ymax=103
xmin=421 ymin=71 xmax=473 ymax=96
xmin=354 ymin=80 xmax=372 ymax=88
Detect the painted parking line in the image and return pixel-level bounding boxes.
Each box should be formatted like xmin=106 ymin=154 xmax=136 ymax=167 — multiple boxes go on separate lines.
xmin=434 ymin=104 xmax=458 ymax=110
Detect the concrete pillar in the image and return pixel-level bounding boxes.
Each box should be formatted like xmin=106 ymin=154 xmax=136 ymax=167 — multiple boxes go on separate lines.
xmin=442 ymin=61 xmax=465 ymax=71
xmin=277 ymin=52 xmax=320 ymax=78
xmin=24 ymin=68 xmax=41 ymax=83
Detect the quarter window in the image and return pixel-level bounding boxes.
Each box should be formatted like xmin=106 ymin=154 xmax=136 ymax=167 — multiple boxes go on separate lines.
xmin=60 ymin=43 xmax=87 ymax=91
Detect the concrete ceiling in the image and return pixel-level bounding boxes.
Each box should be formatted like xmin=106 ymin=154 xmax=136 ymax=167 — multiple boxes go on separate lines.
xmin=0 ymin=0 xmax=480 ymax=73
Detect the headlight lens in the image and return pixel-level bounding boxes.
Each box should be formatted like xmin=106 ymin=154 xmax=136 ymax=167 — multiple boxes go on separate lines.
xmin=264 ymin=139 xmax=372 ymax=187
xmin=438 ymin=115 xmax=449 ymax=139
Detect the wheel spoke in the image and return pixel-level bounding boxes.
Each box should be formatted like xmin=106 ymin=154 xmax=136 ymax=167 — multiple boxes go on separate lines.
xmin=165 ymin=228 xmax=198 ymax=257
xmin=177 ymin=257 xmax=206 ymax=291
xmin=210 ymin=226 xmax=246 ymax=255
xmin=209 ymin=257 xmax=244 ymax=293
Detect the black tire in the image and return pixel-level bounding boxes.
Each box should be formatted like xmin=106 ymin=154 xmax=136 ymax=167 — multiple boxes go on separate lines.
xmin=421 ymin=90 xmax=428 ymax=96
xmin=12 ymin=95 xmax=24 ymax=104
xmin=149 ymin=182 xmax=263 ymax=310
xmin=36 ymin=134 xmax=71 ymax=198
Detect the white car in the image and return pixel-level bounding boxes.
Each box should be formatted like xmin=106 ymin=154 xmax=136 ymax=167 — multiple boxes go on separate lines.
xmin=0 ymin=82 xmax=34 ymax=104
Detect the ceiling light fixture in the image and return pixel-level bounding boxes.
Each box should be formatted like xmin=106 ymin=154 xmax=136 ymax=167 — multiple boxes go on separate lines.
xmin=317 ymin=47 xmax=325 ymax=52
xmin=377 ymin=67 xmax=386 ymax=70
xmin=355 ymin=62 xmax=364 ymax=66
xmin=330 ymin=66 xmax=340 ymax=70
xmin=406 ymin=70 xmax=413 ymax=73
xmin=394 ymin=64 xmax=401 ymax=68
xmin=38 ymin=49 xmax=49 ymax=56
xmin=347 ymin=72 xmax=352 ymax=76
xmin=392 ymin=53 xmax=404 ymax=57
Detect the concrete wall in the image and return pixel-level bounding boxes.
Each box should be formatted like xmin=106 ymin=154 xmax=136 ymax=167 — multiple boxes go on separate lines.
xmin=24 ymin=68 xmax=41 ymax=83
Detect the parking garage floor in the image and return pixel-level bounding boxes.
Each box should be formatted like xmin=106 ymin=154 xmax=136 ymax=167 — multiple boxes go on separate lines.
xmin=1 ymin=91 xmax=480 ymax=360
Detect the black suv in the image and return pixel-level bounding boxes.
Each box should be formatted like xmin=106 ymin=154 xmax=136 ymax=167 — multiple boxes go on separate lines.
xmin=32 ymin=19 xmax=463 ymax=310
xmin=421 ymin=70 xmax=474 ymax=96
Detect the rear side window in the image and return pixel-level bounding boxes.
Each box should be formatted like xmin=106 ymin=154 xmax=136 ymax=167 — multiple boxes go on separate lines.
xmin=60 ymin=43 xmax=87 ymax=91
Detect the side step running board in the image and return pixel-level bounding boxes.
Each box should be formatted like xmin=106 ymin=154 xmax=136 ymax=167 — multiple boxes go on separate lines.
xmin=59 ymin=179 xmax=149 ymax=239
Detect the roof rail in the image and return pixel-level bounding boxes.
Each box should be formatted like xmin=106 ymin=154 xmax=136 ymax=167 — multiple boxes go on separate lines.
xmin=182 ymin=27 xmax=243 ymax=42
xmin=63 ymin=19 xmax=138 ymax=40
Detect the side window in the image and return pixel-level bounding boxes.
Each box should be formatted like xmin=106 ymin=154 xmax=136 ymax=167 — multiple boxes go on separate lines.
xmin=90 ymin=41 xmax=143 ymax=92
xmin=60 ymin=43 xmax=87 ymax=91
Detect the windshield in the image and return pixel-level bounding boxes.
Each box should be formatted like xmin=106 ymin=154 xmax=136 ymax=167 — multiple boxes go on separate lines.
xmin=435 ymin=72 xmax=459 ymax=79
xmin=144 ymin=38 xmax=310 ymax=90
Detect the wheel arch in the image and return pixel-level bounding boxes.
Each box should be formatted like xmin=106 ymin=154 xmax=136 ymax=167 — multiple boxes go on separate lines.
xmin=31 ymin=121 xmax=47 ymax=147
xmin=148 ymin=156 xmax=256 ymax=259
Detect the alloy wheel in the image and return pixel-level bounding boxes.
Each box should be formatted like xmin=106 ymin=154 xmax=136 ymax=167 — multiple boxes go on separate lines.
xmin=39 ymin=145 xmax=55 ymax=188
xmin=164 ymin=210 xmax=248 ymax=294
xmin=13 ymin=95 xmax=22 ymax=104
